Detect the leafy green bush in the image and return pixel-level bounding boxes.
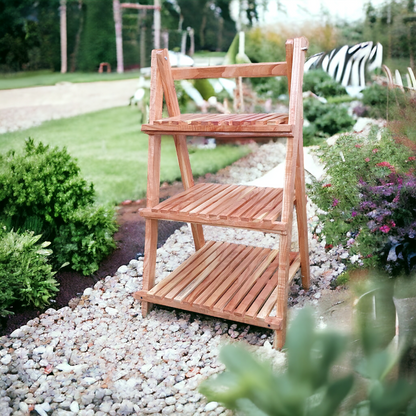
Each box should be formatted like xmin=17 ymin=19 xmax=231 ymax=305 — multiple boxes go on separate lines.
xmin=0 ymin=139 xmax=117 ymax=275
xmin=250 ymin=77 xmax=288 ymax=100
xmin=303 ymin=70 xmax=346 ymax=98
xmin=0 ymin=227 xmax=58 ymax=316
xmin=54 ymin=205 xmax=117 ymax=275
xmin=303 ymin=98 xmax=354 ymax=141
xmin=200 ymin=308 xmax=416 ymax=416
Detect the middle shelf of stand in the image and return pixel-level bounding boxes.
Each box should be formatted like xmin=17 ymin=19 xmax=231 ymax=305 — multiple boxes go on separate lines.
xmin=140 ymin=183 xmax=291 ymax=233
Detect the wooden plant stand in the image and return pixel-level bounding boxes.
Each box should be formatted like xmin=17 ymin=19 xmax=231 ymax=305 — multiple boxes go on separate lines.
xmin=134 ymin=37 xmax=310 ymax=349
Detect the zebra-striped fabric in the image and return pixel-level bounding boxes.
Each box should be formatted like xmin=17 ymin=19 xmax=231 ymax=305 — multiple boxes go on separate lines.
xmin=304 ymin=41 xmax=383 ymax=95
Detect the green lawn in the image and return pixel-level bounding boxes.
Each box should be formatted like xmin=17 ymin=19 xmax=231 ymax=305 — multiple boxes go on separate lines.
xmin=0 ymin=70 xmax=142 ymax=90
xmin=0 ymin=106 xmax=250 ymax=204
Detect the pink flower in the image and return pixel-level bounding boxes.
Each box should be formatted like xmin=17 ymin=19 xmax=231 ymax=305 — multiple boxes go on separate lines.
xmin=332 ymin=198 xmax=339 ymax=207
xmin=355 ymin=144 xmax=362 ymax=148
xmin=409 ymin=156 xmax=416 ymax=161
xmin=379 ymin=225 xmax=390 ymax=233
xmin=390 ymin=221 xmax=396 ymax=227
xmin=347 ymin=238 xmax=355 ymax=246
xmin=376 ymin=161 xmax=392 ymax=167
xmin=365 ymin=158 xmax=370 ymax=162
xmin=322 ymin=183 xmax=332 ymax=188
xmin=373 ymin=148 xmax=379 ymax=153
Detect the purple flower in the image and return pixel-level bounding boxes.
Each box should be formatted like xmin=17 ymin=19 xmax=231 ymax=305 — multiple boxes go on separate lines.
xmin=351 ymin=211 xmax=357 ymax=217
xmin=347 ymin=238 xmax=355 ymax=246
xmin=332 ymin=198 xmax=339 ymax=207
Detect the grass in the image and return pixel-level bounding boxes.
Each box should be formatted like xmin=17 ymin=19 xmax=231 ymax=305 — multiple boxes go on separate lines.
xmin=0 ymin=106 xmax=250 ymax=205
xmin=0 ymin=70 xmax=142 ymax=90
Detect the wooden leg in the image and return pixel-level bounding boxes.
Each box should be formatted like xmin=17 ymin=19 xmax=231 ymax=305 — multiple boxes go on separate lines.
xmin=274 ymin=330 xmax=285 ymax=350
xmin=274 ymin=233 xmax=291 ymax=350
xmin=141 ymin=219 xmax=158 ymax=317
xmin=190 ymin=224 xmax=205 ymax=251
xmin=295 ymin=137 xmax=310 ymax=290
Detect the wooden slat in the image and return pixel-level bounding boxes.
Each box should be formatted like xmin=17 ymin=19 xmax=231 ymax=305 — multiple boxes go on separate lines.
xmin=134 ymin=290 xmax=283 ymax=330
xmin=253 ymin=190 xmax=284 ymax=221
xmin=207 ymin=186 xmax=255 ymax=219
xmin=185 ymin=244 xmax=247 ymax=305
xmin=197 ymin=246 xmax=261 ymax=308
xmin=164 ymin=242 xmax=231 ymax=300
xmin=148 ymin=240 xmax=216 ymax=295
xmin=245 ymin=252 xmax=298 ymax=319
xmin=171 ymin=62 xmax=288 ymax=80
xmin=205 ymin=247 xmax=267 ymax=310
xmin=142 ymin=122 xmax=293 ymax=134
xmin=211 ymin=249 xmax=270 ymax=313
xmin=234 ymin=255 xmax=280 ymax=316
xmin=140 ymin=207 xmax=288 ymax=234
xmin=187 ymin=185 xmax=236 ymax=215
xmin=155 ymin=241 xmax=222 ymax=298
xmin=230 ymin=187 xmax=269 ymax=220
xmin=169 ymin=184 xmax=222 ymax=213
xmin=242 ymin=188 xmax=282 ymax=221
xmin=174 ymin=243 xmax=238 ymax=302
xmin=219 ymin=187 xmax=258 ymax=219
xmin=223 ymin=249 xmax=279 ymax=313
xmin=152 ymin=183 xmax=205 ymax=212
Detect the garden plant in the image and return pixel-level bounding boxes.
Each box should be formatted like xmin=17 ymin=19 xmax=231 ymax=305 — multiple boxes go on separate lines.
xmin=0 ymin=138 xmax=118 ymax=276
xmin=200 ymin=308 xmax=416 ymax=416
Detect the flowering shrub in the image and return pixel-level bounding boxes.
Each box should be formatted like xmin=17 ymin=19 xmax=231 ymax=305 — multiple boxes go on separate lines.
xmin=308 ymin=129 xmax=416 ymax=272
xmin=350 ymin=171 xmax=416 ymax=274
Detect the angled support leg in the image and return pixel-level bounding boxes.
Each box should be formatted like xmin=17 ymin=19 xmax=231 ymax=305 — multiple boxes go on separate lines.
xmin=141 ymin=134 xmax=161 ymax=317
xmin=155 ymin=48 xmax=205 ymax=251
xmin=274 ymin=36 xmax=308 ymax=349
xmin=295 ymin=130 xmax=311 ymax=290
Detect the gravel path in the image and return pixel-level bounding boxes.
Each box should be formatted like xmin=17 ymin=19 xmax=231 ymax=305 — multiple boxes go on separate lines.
xmin=0 ymin=79 xmax=139 ymax=134
xmin=0 ymin=140 xmax=350 ymax=416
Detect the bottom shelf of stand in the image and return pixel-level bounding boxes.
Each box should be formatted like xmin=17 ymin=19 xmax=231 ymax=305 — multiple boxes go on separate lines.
xmin=134 ymin=241 xmax=300 ymax=330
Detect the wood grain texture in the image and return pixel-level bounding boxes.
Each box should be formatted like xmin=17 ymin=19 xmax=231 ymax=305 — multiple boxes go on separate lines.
xmin=171 ymin=62 xmax=287 ymax=80
xmin=134 ymin=242 xmax=300 ymax=331
xmin=140 ymin=183 xmax=290 ymax=234
xmin=142 ymin=121 xmax=293 ymax=135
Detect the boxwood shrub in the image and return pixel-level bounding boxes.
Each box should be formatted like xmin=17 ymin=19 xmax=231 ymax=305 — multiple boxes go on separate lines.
xmin=0 ymin=139 xmax=118 ymax=275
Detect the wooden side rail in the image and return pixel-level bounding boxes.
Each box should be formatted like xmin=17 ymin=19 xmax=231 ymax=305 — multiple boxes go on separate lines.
xmin=171 ymin=62 xmax=288 ymax=80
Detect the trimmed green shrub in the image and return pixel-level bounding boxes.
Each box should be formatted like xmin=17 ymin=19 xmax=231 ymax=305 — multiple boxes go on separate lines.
xmin=54 ymin=205 xmax=117 ymax=275
xmin=362 ymin=83 xmax=409 ymax=120
xmin=0 ymin=139 xmax=117 ymax=275
xmin=0 ymin=227 xmax=58 ymax=316
xmin=303 ymin=69 xmax=346 ymax=97
xmin=250 ymin=76 xmax=288 ymax=100
xmin=303 ymin=98 xmax=354 ymax=139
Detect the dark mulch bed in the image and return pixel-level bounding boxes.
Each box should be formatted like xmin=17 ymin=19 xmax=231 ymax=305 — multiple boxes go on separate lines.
xmin=0 ymin=183 xmax=187 ymax=337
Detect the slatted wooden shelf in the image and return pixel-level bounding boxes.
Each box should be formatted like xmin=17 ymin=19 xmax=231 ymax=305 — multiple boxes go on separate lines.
xmin=140 ymin=183 xmax=291 ymax=234
xmin=134 ymin=241 xmax=300 ymax=330
xmin=141 ymin=112 xmax=293 ymax=137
